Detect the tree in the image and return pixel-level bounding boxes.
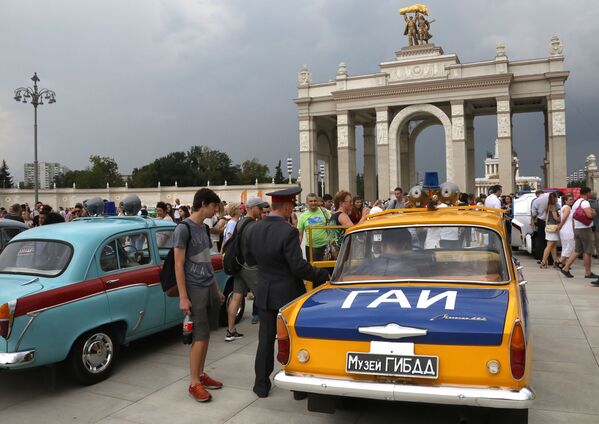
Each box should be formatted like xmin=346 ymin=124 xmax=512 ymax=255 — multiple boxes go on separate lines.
xmin=188 ymin=146 xmax=239 ymax=185
xmin=239 ymin=159 xmax=270 ymax=185
xmin=567 ymin=180 xmax=585 ymax=188
xmin=129 ymin=146 xmax=240 ymax=188
xmin=90 ymin=155 xmax=124 ymax=188
xmin=130 ymin=151 xmax=192 ymax=188
xmin=55 ymin=155 xmax=124 ymax=189
xmin=0 ymin=160 xmax=14 ymax=188
xmin=273 ymin=160 xmax=286 ymax=184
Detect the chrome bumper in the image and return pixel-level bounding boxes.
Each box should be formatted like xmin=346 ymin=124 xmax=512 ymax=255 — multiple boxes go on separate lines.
xmin=0 ymin=350 xmax=36 ymax=368
xmin=274 ymin=371 xmax=534 ymax=409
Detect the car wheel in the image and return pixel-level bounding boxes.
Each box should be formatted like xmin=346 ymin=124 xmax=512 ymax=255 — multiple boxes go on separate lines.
xmin=67 ymin=328 xmax=119 ymax=385
xmin=218 ymin=277 xmax=245 ymax=326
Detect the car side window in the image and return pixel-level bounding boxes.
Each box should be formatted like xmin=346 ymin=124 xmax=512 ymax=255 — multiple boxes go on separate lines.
xmin=100 ymin=232 xmax=151 ymax=273
xmin=2 ymin=228 xmax=22 ymax=242
xmin=156 ymin=229 xmax=174 ymax=262
xmin=100 ymin=241 xmax=119 ymax=272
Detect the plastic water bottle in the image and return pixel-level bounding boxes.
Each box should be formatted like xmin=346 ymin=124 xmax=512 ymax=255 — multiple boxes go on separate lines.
xmin=182 ymin=315 xmax=193 ymax=345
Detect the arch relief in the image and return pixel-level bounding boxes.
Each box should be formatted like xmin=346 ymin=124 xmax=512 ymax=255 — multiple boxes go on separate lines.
xmin=388 ymin=104 xmax=453 ymax=189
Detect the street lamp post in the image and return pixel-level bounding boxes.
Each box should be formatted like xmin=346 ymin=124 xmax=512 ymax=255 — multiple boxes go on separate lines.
xmin=319 ymin=163 xmax=325 ymax=197
xmin=14 ymin=72 xmax=56 ymax=204
xmin=287 ymin=156 xmax=293 ymax=184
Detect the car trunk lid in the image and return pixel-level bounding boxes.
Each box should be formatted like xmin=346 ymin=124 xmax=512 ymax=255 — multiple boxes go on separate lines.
xmin=0 ymin=275 xmax=44 ymax=303
xmin=294 ymin=285 xmax=509 ymax=346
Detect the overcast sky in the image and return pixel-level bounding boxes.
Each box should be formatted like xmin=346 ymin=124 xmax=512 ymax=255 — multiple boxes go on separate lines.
xmin=1 ymin=0 xmax=598 ymax=184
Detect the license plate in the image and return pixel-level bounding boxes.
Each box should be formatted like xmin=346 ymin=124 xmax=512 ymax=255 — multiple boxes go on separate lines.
xmin=346 ymin=352 xmax=439 ymax=379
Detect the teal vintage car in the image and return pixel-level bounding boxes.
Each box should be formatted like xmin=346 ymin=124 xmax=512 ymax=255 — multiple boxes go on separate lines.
xmin=0 ymin=216 xmax=238 ymax=384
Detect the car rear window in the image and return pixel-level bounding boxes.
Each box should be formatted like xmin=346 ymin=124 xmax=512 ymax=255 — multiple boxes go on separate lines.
xmin=0 ymin=240 xmax=73 ymax=277
xmin=332 ymin=226 xmax=510 ymax=284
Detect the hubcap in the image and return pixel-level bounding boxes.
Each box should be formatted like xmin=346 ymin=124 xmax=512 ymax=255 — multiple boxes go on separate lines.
xmin=81 ymin=333 xmax=113 ymax=374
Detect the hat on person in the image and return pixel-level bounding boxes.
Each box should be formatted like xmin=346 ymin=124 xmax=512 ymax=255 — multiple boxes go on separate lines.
xmin=266 ymin=187 xmax=302 ymax=204
xmin=246 ymin=197 xmax=268 ymax=208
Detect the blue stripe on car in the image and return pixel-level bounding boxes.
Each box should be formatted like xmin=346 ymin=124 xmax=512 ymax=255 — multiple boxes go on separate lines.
xmin=294 ymin=287 xmax=509 ymax=346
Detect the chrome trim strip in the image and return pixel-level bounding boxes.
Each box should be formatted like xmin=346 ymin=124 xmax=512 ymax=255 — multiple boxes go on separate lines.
xmin=105 ymin=283 xmax=148 ymax=293
xmin=0 ymin=350 xmax=36 ymax=368
xmin=131 ymin=310 xmax=145 ymax=333
xmin=21 ymin=277 xmax=39 ymax=286
xmin=29 ymin=292 xmax=105 ymax=315
xmin=25 ymin=282 xmax=152 ymax=315
xmin=148 ymin=283 xmax=161 ymax=287
xmin=15 ymin=312 xmax=39 ymax=351
xmin=358 ymin=323 xmax=427 ymax=339
xmin=274 ymin=371 xmax=535 ymax=409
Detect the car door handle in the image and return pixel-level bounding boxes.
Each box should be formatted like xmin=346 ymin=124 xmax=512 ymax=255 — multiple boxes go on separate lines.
xmin=106 ymin=279 xmax=120 ymax=285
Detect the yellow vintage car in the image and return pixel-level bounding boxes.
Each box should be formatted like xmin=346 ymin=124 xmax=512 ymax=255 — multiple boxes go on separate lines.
xmin=274 ymin=206 xmax=533 ymax=423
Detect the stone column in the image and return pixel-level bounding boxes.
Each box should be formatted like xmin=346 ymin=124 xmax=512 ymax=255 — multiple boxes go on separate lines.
xmin=586 ymin=154 xmax=599 ymax=191
xmin=496 ymin=97 xmax=514 ymax=193
xmin=363 ymin=124 xmax=376 ymax=202
xmin=466 ymin=115 xmax=475 ymax=193
xmin=408 ymin=135 xmax=417 ymax=187
xmin=337 ymin=111 xmax=356 ymax=194
xmin=542 ymin=110 xmax=549 ymax=186
xmin=329 ymin=133 xmax=339 ymax=196
xmin=451 ymin=101 xmax=467 ymax=190
xmin=376 ymin=108 xmax=390 ymax=199
xmin=546 ymin=96 xmax=567 ymax=187
xmin=299 ymin=117 xmax=317 ymax=195
xmin=399 ymin=125 xmax=410 ymax=189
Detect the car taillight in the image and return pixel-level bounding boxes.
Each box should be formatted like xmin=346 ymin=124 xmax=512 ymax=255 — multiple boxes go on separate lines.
xmin=0 ymin=301 xmax=16 ymax=339
xmin=276 ymin=314 xmax=290 ymax=365
xmin=510 ymin=320 xmax=526 ymax=380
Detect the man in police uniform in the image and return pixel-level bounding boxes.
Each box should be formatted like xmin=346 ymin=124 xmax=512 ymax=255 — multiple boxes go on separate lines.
xmin=246 ymin=187 xmax=329 ymax=398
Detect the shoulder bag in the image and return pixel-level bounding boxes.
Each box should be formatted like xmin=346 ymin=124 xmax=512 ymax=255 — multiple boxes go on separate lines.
xmin=573 ymin=200 xmax=594 ymax=226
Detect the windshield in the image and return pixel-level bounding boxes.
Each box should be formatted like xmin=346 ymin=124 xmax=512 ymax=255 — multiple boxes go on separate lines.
xmin=0 ymin=240 xmax=73 ymax=277
xmin=332 ymin=226 xmax=509 ymax=284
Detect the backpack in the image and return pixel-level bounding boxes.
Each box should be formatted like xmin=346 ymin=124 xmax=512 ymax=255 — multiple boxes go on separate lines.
xmin=160 ymin=221 xmax=210 ymax=297
xmin=222 ymin=219 xmax=252 ymax=275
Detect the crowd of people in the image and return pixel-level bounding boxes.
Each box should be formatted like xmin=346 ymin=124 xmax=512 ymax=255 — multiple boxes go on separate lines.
xmin=2 ymin=183 xmax=598 ymax=404
xmin=528 ymin=187 xmax=599 ymax=285
xmin=171 ymin=187 xmax=327 ymax=402
xmin=0 ymin=201 xmax=70 ymax=226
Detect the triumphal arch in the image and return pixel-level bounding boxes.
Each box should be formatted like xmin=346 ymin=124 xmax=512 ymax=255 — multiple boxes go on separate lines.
xmin=296 ymin=6 xmax=569 ymax=200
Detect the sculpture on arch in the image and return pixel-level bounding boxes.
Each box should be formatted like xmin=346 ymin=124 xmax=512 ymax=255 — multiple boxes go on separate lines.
xmin=400 ymin=4 xmax=435 ymax=46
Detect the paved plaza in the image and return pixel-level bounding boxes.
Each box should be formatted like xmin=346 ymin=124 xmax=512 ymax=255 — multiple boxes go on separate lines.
xmin=1 ymin=252 xmax=598 ymax=424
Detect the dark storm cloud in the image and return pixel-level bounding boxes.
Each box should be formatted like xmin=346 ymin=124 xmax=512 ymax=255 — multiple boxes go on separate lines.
xmin=1 ymin=0 xmax=596 ymax=183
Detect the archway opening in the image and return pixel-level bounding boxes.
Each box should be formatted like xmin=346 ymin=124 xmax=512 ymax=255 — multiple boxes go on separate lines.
xmin=512 ymin=112 xmax=546 ymax=188
xmin=413 ymin=122 xmax=447 ymax=183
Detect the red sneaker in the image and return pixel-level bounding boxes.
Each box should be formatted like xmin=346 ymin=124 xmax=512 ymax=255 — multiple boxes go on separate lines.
xmin=189 ymin=383 xmax=212 ymax=402
xmin=200 ymin=373 xmax=223 ymax=390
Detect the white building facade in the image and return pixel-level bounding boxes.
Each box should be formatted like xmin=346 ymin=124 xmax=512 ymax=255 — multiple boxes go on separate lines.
xmin=24 ymin=162 xmax=70 ymax=189
xmin=475 ymin=140 xmax=541 ymax=195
